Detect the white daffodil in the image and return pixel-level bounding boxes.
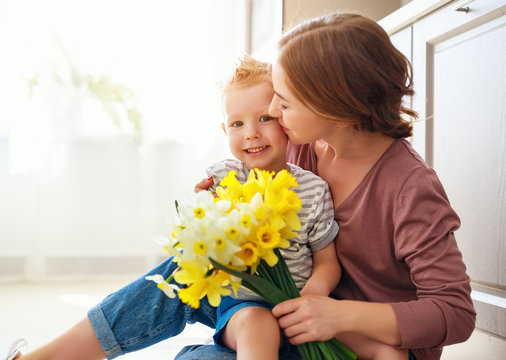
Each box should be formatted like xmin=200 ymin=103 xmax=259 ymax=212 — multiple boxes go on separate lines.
xmin=245 ymin=192 xmax=270 ymax=224
xmin=207 ymin=227 xmax=242 ymax=265
xmin=214 ymin=199 xmax=232 ymax=215
xmin=235 ymin=201 xmax=260 ymax=228
xmin=176 ymin=227 xmax=215 ymax=267
xmin=216 ymin=209 xmax=247 ymax=245
xmin=145 ymin=274 xmax=179 ymax=298
xmin=153 ymin=235 xmax=179 ymax=258
xmin=178 ymin=191 xmax=217 ymax=224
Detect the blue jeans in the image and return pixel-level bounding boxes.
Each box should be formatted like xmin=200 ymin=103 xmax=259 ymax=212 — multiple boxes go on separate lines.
xmin=88 ymin=257 xmax=218 ymax=359
xmin=87 ymin=257 xmax=413 ymax=360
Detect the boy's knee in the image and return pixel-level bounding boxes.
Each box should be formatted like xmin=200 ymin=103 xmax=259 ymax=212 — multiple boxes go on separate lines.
xmin=234 ymin=307 xmax=279 ymax=334
xmin=238 ymin=307 xmax=276 ymax=324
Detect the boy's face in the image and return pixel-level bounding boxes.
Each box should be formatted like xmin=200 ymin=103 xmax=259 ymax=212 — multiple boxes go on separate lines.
xmin=223 ymin=82 xmax=288 ymax=173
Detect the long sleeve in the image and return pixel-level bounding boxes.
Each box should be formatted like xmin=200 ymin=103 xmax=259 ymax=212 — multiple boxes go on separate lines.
xmin=390 ymin=167 xmax=476 ymax=350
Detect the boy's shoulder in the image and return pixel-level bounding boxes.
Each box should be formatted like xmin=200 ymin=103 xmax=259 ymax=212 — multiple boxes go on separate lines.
xmin=287 ymin=162 xmax=325 ymax=183
xmin=206 ymin=159 xmax=249 ymax=182
xmin=207 ymin=158 xmax=244 ymax=173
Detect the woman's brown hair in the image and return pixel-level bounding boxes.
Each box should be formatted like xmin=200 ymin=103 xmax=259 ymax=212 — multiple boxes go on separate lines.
xmin=278 ymin=13 xmax=416 ymax=138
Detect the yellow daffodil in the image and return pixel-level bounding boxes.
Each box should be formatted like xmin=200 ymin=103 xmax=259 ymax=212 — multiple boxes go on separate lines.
xmin=217 ymin=171 xmax=243 ymax=203
xmin=152 ymin=169 xmax=302 ymax=310
xmin=271 ymin=169 xmax=298 ymax=193
xmin=242 ymin=170 xmax=265 ymax=201
xmin=236 ymin=241 xmax=259 ymax=267
xmin=259 ymin=248 xmax=279 ymax=267
xmin=175 ymin=262 xmax=231 ymax=308
xmin=255 ymin=224 xmax=281 ymax=249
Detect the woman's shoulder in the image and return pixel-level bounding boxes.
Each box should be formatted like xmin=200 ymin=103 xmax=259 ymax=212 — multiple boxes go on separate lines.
xmin=380 ymin=138 xmax=433 ymax=177
xmin=375 ymin=139 xmax=451 ymax=200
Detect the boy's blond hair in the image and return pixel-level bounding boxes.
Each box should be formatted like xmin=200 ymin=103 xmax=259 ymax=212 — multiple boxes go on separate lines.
xmin=223 ymin=54 xmax=272 ymax=92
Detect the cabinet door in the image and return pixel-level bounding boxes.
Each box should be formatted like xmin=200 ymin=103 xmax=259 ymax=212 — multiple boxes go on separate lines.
xmin=412 ymin=0 xmax=506 ymax=338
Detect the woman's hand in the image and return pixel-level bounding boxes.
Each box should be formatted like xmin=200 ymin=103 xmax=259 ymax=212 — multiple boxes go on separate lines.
xmin=273 ymin=297 xmax=403 ymax=347
xmin=272 ymin=295 xmax=345 ymax=345
xmin=194 ymin=176 xmax=213 ymax=193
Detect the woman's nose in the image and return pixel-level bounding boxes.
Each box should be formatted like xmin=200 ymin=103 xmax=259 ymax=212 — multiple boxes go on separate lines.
xmin=268 ymin=95 xmax=282 ymax=117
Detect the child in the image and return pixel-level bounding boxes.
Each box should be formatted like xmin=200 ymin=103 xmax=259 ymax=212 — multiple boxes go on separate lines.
xmin=208 ymin=55 xmax=341 ymax=360
xmin=207 ymin=55 xmax=408 ymax=360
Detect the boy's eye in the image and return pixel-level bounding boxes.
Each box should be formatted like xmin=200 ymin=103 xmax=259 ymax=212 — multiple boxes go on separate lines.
xmin=280 ymin=104 xmax=288 ymax=110
xmin=230 ymin=121 xmax=243 ymax=127
xmin=259 ymin=115 xmax=276 ymax=122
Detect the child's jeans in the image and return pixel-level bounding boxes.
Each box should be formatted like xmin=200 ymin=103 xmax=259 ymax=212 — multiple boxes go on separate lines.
xmin=87 ymin=256 xmax=414 ymax=360
xmin=87 ymin=257 xmax=218 ymax=359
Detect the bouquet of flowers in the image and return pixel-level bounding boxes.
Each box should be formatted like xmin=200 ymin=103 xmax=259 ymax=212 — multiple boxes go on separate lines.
xmin=147 ymin=169 xmax=356 ymax=360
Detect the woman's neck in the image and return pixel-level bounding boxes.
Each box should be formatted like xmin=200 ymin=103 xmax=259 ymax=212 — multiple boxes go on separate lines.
xmin=318 ymin=128 xmax=395 ymax=160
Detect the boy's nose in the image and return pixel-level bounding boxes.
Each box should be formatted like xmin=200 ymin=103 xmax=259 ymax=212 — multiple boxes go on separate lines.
xmin=268 ymin=95 xmax=282 ymax=117
xmin=244 ymin=129 xmax=260 ymax=140
xmin=244 ymin=124 xmax=260 ymax=139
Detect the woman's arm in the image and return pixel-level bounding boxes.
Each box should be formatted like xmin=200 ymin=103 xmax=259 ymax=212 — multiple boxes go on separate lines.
xmin=300 ymin=242 xmax=341 ymax=296
xmin=272 ymin=297 xmax=402 ymax=346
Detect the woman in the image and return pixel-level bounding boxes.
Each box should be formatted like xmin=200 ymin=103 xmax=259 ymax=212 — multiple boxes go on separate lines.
xmin=14 ymin=13 xmax=474 ymax=360
xmin=267 ymin=13 xmax=475 ymax=360
xmin=183 ymin=12 xmax=476 ymax=360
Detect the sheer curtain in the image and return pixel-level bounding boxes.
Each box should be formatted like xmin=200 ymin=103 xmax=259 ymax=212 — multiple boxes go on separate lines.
xmin=0 ymin=0 xmax=254 ymax=280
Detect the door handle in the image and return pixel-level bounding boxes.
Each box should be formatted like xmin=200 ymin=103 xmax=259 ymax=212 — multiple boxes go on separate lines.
xmin=454 ymin=0 xmax=475 ymax=13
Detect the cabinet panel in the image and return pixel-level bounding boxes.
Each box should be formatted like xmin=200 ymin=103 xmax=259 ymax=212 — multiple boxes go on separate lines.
xmin=412 ymin=0 xmax=506 ymax=338
xmin=433 ymin=16 xmax=506 ymax=288
xmin=390 ymin=26 xmax=428 ymax=155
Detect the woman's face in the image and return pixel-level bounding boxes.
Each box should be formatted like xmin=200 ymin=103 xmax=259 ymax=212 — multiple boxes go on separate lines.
xmin=269 ymin=62 xmax=333 ymax=145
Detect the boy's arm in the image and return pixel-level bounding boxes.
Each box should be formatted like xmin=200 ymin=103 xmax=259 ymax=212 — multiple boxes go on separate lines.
xmin=300 ymin=240 xmax=341 ymax=296
xmin=194 ymin=176 xmax=214 ymax=193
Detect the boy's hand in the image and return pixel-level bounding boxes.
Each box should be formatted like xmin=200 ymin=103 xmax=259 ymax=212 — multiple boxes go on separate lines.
xmin=194 ymin=176 xmax=214 ymax=193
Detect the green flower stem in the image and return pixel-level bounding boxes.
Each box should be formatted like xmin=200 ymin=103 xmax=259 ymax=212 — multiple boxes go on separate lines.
xmin=273 ymin=249 xmax=300 ymax=298
xmin=210 ymin=258 xmax=356 ymax=360
xmin=308 ymin=341 xmax=317 ymax=358
xmin=298 ymin=343 xmax=311 ymax=360
xmin=317 ymin=341 xmax=339 ymax=360
xmin=210 ymin=259 xmax=289 ymax=306
xmin=257 ymin=262 xmax=274 ymax=284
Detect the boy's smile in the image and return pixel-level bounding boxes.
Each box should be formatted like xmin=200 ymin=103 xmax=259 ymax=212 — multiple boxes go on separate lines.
xmin=223 ymin=82 xmax=288 ymax=173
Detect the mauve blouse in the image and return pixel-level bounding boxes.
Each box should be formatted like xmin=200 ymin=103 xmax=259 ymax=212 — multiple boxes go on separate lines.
xmin=286 ymin=139 xmax=476 ymax=360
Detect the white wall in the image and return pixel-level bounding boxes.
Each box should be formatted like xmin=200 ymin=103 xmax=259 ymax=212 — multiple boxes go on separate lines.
xmin=0 ymin=0 xmax=242 ymax=281
xmin=0 ymin=136 xmax=231 ymax=281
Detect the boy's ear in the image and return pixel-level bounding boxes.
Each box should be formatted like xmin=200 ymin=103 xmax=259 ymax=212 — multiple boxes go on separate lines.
xmin=221 ymin=123 xmax=227 ymax=134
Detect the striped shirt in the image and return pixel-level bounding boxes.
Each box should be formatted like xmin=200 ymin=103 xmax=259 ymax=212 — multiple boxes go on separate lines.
xmin=206 ymin=159 xmax=339 ymax=300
